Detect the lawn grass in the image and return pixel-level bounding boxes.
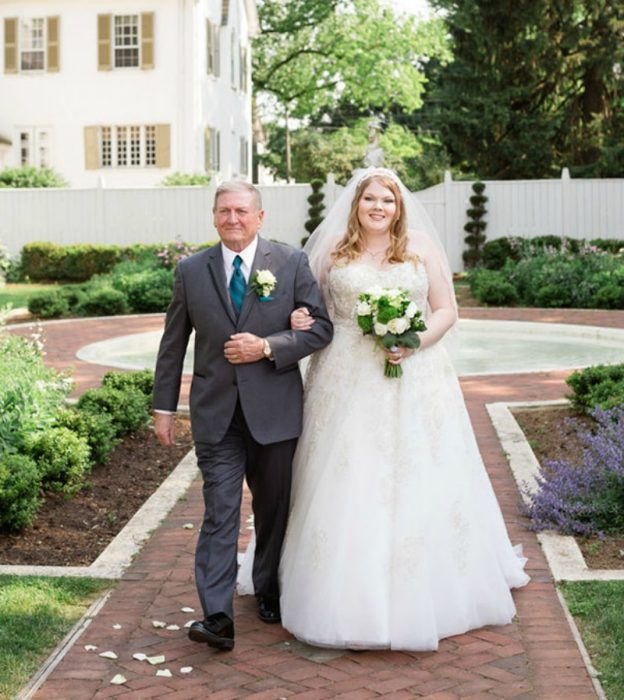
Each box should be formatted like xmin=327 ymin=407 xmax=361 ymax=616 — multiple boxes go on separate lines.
xmin=0 ymin=575 xmax=111 ymax=700
xmin=559 ymin=581 xmax=624 ymax=699
xmin=0 ymin=283 xmax=57 ymax=310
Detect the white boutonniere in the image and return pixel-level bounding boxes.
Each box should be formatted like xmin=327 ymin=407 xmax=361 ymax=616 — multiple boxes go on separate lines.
xmin=251 ymin=269 xmax=277 ymax=300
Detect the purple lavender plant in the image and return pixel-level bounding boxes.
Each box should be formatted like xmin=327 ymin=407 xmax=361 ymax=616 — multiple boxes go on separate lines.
xmin=526 ymin=406 xmax=624 ymax=535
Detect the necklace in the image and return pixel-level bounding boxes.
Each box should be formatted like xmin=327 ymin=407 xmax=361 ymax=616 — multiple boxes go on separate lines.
xmin=364 ymin=247 xmax=387 ymax=257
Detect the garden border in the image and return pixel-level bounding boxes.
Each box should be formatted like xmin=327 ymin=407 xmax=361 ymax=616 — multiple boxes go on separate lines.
xmin=487 ymin=398 xmax=624 ymax=581
xmin=0 ymin=442 xmax=197 ymax=579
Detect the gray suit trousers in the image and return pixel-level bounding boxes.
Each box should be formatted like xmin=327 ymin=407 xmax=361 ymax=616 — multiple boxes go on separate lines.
xmin=194 ymin=401 xmax=296 ymax=619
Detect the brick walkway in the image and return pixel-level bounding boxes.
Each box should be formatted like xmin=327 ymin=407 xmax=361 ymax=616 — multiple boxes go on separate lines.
xmin=11 ymin=307 xmax=624 ymax=699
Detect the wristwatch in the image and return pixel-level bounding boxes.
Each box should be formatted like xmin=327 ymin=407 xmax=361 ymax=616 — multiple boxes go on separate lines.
xmin=262 ymin=338 xmax=273 ymax=360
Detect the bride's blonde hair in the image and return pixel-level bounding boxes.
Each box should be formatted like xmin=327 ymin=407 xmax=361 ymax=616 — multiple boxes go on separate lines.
xmin=331 ymin=174 xmax=413 ymax=265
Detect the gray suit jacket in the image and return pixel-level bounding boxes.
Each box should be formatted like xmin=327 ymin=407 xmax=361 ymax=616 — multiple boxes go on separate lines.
xmin=152 ymin=237 xmax=333 ymax=445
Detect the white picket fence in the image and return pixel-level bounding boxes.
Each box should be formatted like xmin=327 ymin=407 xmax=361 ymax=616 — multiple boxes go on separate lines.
xmin=1 ymin=170 xmax=623 ymax=272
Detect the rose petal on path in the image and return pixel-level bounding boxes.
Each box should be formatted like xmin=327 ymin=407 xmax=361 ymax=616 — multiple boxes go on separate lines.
xmin=184 ymin=621 xmax=193 ymax=628
xmin=84 ymin=645 xmax=97 ymax=651
xmin=182 ymin=523 xmax=194 ymax=529
xmin=133 ymin=653 xmax=147 ymax=661
xmin=152 ymin=620 xmax=167 ymax=628
xmin=112 ymin=624 xmax=122 ymax=629
xmin=110 ymin=674 xmax=127 ymax=685
xmin=156 ymin=669 xmax=172 ymax=677
xmin=147 ymin=655 xmax=166 ymax=665
xmin=166 ymin=624 xmax=180 ymax=630
xmin=181 ymin=607 xmax=195 ymax=613
xmin=99 ymin=651 xmax=118 ymax=659
xmin=180 ymin=666 xmax=193 ymax=674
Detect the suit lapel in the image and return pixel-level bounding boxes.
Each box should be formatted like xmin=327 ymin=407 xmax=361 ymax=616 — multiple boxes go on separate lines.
xmin=237 ymin=237 xmax=271 ymax=328
xmin=206 ymin=244 xmax=237 ymax=326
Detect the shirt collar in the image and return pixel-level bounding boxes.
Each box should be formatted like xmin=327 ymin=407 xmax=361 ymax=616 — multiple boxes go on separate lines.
xmin=221 ymin=236 xmax=258 ymax=271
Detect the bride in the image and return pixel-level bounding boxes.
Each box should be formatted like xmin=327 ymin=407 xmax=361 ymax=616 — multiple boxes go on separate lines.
xmin=241 ymin=167 xmax=529 ymax=651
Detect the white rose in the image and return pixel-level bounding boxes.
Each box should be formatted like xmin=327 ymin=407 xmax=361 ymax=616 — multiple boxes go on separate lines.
xmin=387 ymin=317 xmax=409 ymax=334
xmin=405 ymin=302 xmax=418 ymax=318
xmin=357 ymin=301 xmax=372 ymax=316
xmin=256 ymin=270 xmax=276 ymax=286
xmin=374 ymin=321 xmax=388 ymax=336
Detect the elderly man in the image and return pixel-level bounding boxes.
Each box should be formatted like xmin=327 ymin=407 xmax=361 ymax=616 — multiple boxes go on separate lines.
xmin=152 ymin=181 xmax=333 ymax=650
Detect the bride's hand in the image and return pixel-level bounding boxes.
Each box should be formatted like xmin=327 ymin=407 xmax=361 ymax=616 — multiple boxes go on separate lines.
xmin=385 ymin=346 xmax=415 ymax=365
xmin=291 ymin=306 xmax=315 ymax=331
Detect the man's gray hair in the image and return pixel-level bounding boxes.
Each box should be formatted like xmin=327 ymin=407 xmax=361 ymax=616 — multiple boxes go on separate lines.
xmin=213 ymin=181 xmax=262 ymax=210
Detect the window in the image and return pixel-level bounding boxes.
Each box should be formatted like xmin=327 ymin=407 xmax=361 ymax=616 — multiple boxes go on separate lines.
xmin=239 ymin=46 xmax=248 ymax=94
xmin=4 ymin=17 xmax=59 ymax=74
xmin=97 ymin=125 xmax=158 ymax=168
xmin=239 ymin=137 xmax=249 ymax=176
xmin=114 ymin=15 xmax=139 ymax=68
xmin=206 ymin=20 xmax=221 ymax=77
xmin=97 ymin=13 xmax=154 ymax=71
xmin=19 ymin=128 xmax=51 ymax=167
xmin=20 ymin=18 xmax=45 ymax=70
xmin=205 ymin=127 xmax=220 ymax=172
xmin=230 ymin=28 xmax=237 ymax=89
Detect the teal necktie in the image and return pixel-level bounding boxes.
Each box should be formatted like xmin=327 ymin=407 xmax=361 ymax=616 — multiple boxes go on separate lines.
xmin=229 ymin=255 xmax=246 ymax=314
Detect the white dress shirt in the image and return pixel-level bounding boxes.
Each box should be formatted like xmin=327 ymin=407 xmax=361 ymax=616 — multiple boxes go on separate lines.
xmin=221 ymin=237 xmax=258 ymax=286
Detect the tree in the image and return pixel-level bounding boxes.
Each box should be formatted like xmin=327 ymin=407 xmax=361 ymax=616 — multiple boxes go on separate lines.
xmin=253 ymin=0 xmax=451 ymax=180
xmin=429 ymin=0 xmax=624 ymax=179
xmin=257 ymin=117 xmax=451 ymax=190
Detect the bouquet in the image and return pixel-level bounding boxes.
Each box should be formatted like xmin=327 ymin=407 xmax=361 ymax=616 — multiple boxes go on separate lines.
xmin=355 ymin=286 xmax=426 ymax=378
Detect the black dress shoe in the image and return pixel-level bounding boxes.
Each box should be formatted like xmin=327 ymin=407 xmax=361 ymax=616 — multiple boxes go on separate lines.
xmin=188 ymin=613 xmax=234 ymax=650
xmin=257 ymin=595 xmax=281 ymax=624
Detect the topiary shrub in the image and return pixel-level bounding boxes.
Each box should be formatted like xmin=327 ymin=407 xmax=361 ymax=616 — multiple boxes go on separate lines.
xmin=462 ymin=181 xmax=488 ymax=269
xmin=77 ymin=386 xmax=151 ymax=436
xmin=25 ymin=426 xmax=91 ymax=494
xmin=0 ymin=453 xmax=42 ymax=531
xmin=302 ymin=179 xmax=325 ymax=246
xmin=101 ymin=369 xmax=154 ymax=398
xmin=566 ymin=364 xmax=624 ymax=414
xmin=54 ymin=407 xmax=119 ymax=466
xmin=28 ymin=289 xmax=70 ymax=318
xmin=75 ymin=286 xmax=130 ymax=317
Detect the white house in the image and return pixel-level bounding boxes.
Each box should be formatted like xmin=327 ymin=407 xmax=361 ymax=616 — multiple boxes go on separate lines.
xmin=0 ymin=0 xmax=258 ymax=186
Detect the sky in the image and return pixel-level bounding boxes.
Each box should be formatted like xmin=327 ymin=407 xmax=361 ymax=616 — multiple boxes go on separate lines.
xmin=382 ymin=0 xmax=433 ymax=20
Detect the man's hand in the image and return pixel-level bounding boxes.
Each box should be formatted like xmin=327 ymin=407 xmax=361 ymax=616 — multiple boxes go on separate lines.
xmin=224 ymin=333 xmax=264 ymax=364
xmin=154 ymin=412 xmax=176 ymax=446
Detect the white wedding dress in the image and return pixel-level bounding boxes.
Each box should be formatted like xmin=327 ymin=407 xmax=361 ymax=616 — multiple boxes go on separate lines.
xmin=240 ymin=260 xmax=529 ymax=651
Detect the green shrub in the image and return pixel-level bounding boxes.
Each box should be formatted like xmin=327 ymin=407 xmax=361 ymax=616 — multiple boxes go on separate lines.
xmin=0 ymin=334 xmax=71 ymax=454
xmin=469 ymin=269 xmax=518 ymax=305
xmin=21 ymin=242 xmax=121 ymax=282
xmin=0 ymin=453 xmax=42 ymax=531
xmin=589 ymin=270 xmax=624 ymax=310
xmin=28 ymin=289 xmax=70 ymax=318
xmin=566 ymin=364 xmax=624 ymax=414
xmin=54 ymin=407 xmax=119 ymax=465
xmin=111 ymin=267 xmax=173 ymax=312
xmin=25 ymin=426 xmax=91 ymax=494
xmin=481 ymin=237 xmax=520 ymax=270
xmin=0 ymin=165 xmax=67 ymax=188
xmin=75 ymin=286 xmax=129 ymax=316
xmin=77 ymin=386 xmax=151 ymax=436
xmin=160 ymin=172 xmax=211 ymax=186
xmin=101 ymin=369 xmax=154 ymax=397
xmin=589 ymin=238 xmax=624 ymax=254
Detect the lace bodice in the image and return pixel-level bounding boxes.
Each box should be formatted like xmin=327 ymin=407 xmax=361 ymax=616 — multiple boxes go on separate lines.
xmin=327 ymin=260 xmax=429 ymax=325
